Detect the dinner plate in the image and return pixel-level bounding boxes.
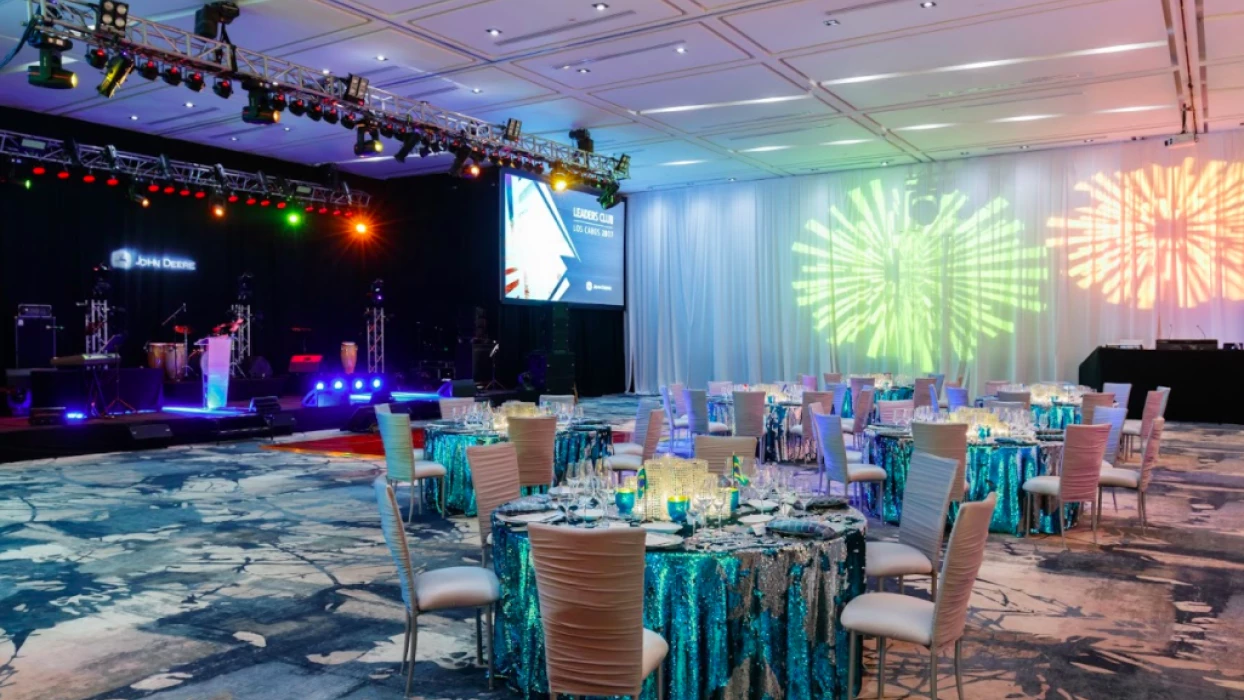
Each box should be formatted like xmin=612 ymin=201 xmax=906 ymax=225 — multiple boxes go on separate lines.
xmin=739 ymin=514 xmax=773 ymax=525
xmin=497 ymin=511 xmax=562 ymax=525
xmin=645 ymin=532 xmax=684 ymax=549
xmin=747 ymin=499 xmax=779 ymax=512
xmin=580 ymin=508 xmax=606 ymax=522
xmin=641 ymin=522 xmax=683 ymax=534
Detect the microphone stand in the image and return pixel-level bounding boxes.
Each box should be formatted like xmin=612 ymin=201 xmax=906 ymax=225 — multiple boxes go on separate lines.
xmin=162 ymin=303 xmax=189 ymax=378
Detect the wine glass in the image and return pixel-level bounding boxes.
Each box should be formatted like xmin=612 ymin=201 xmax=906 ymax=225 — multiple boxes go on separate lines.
xmin=692 ymin=487 xmax=712 ymax=534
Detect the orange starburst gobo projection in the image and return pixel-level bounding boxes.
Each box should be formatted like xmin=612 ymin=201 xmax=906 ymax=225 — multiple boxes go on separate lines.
xmin=1046 ymin=158 xmax=1244 ymax=309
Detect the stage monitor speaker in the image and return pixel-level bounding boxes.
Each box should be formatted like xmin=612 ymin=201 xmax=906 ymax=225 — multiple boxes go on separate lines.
xmin=343 ymin=407 xmax=378 ymax=433
xmin=249 ymin=395 xmax=281 ymax=416
xmin=15 ymin=314 xmax=56 ymax=368
xmin=289 ymin=355 xmax=323 ymax=373
xmin=264 ymin=413 xmax=297 ymax=436
xmin=129 ymin=423 xmax=173 ymax=446
xmin=29 ymin=406 xmax=68 ymax=426
xmin=437 ymin=379 xmax=477 ymax=398
xmin=243 ymin=356 xmax=273 ymax=379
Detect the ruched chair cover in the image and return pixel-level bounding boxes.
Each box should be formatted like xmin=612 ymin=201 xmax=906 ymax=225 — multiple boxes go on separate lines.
xmin=912 ymin=421 xmax=969 ymax=502
xmin=732 ymin=391 xmax=767 ymax=441
xmin=507 ymin=416 xmax=557 ymax=489
xmin=669 ymin=382 xmax=688 ymax=417
xmin=377 ymin=411 xmax=447 ymax=519
xmin=823 ymin=372 xmax=843 ymax=386
xmin=849 ymin=377 xmax=876 ymax=411
xmin=1102 ymin=382 xmax=1132 ymax=416
xmin=375 ymin=402 xmax=421 ymax=457
xmin=611 ymin=409 xmax=664 ymax=474
xmin=799 ymin=374 xmax=819 ymax=390
xmin=983 ymin=380 xmax=1010 ymax=397
xmin=466 ymin=442 xmax=521 ymax=559
xmin=1079 ymin=392 xmax=1115 ymax=425
xmin=825 ymin=382 xmax=848 ymax=415
xmin=812 ymin=410 xmax=885 ymax=498
xmin=930 ymin=373 xmax=946 ymax=397
xmin=996 ymin=390 xmax=1031 ymax=408
xmin=1022 ymin=423 xmax=1110 ymax=547
xmin=528 ymin=523 xmax=667 ymax=699
xmin=1092 ymin=406 xmax=1127 ymax=468
xmin=707 ymin=380 xmax=733 ymax=397
xmin=694 ymin=435 xmax=759 ymax=476
xmin=945 ymin=386 xmax=969 ymax=411
xmin=1099 ymin=417 xmax=1164 ymax=532
xmin=684 ymin=388 xmax=729 ymax=436
xmin=615 ymin=398 xmax=661 ymax=456
xmin=866 ymin=451 xmax=958 ymax=597
xmin=842 ymin=493 xmax=998 ymax=700
xmin=913 ymin=377 xmax=937 ymax=409
xmin=438 ymin=397 xmax=476 ymax=419
xmin=846 ymin=388 xmax=875 ymax=448
xmin=1123 ymin=389 xmax=1168 ymax=458
xmin=792 ymin=390 xmax=834 ymax=442
xmin=877 ymin=399 xmax=915 ymax=424
xmin=374 ymin=477 xmax=500 ymax=695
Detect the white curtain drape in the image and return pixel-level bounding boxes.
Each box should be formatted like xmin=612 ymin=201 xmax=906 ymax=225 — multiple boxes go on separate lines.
xmin=626 ymin=131 xmax=1244 ymax=395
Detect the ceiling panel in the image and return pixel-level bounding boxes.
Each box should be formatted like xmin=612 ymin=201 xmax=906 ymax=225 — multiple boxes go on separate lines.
xmin=1202 ymin=1 xmax=1244 ymax=62
xmin=135 ymin=0 xmax=374 ymax=54
xmin=397 ymin=66 xmax=555 ymax=111
xmin=281 ymin=27 xmax=474 ymax=79
xmin=1206 ymin=64 xmax=1244 ymax=121
xmin=473 ymin=96 xmax=632 ymax=134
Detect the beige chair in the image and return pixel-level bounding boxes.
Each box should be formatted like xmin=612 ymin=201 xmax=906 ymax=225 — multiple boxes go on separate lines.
xmin=610 ymin=409 xmax=663 ymax=475
xmin=983 ymin=380 xmax=1010 ymax=397
xmin=374 ymin=478 xmax=499 ymax=695
xmin=913 ymin=377 xmax=937 ymax=409
xmin=790 ymin=390 xmax=834 ymax=454
xmin=377 ymin=411 xmax=447 ymax=519
xmin=539 ymin=394 xmax=576 ymax=408
xmin=867 ymin=451 xmax=958 ymax=598
xmin=1093 ymin=406 xmax=1127 ymax=469
xmin=945 ymin=386 xmax=969 ymax=412
xmin=1102 ymin=382 xmax=1132 ymax=416
xmin=843 ymin=493 xmax=998 ymax=700
xmin=912 ymin=421 xmax=969 ymax=503
xmin=669 ymin=382 xmax=688 ymax=418
xmin=849 ymin=377 xmax=876 ymax=412
xmin=1122 ymin=388 xmax=1167 ymax=460
xmin=996 ymin=390 xmax=1031 ymax=408
xmin=844 ymin=388 xmax=875 ymax=449
xmin=732 ymin=391 xmax=767 ymax=443
xmin=528 ymin=523 xmax=668 ymax=700
xmin=1079 ymin=392 xmax=1114 ymax=425
xmin=507 ymin=416 xmax=557 ymax=489
xmin=877 ymin=399 xmax=915 ymax=425
xmin=375 ymin=403 xmax=423 ymax=460
xmin=439 ymin=397 xmax=476 ymax=419
xmin=823 ymin=372 xmax=843 ymax=386
xmin=466 ymin=442 xmax=521 ymax=562
xmin=1099 ymin=417 xmax=1164 ymax=533
xmin=1021 ymin=423 xmax=1110 ymax=547
xmin=707 ymin=380 xmax=733 ymax=397
xmin=660 ymin=385 xmax=689 ymax=452
xmin=684 ymin=388 xmax=730 ymax=436
xmin=825 ymin=382 xmax=849 ymax=415
xmin=615 ymin=398 xmax=661 ymax=456
xmin=813 ymin=410 xmax=886 ymax=500
xmin=694 ymin=435 xmax=758 ymax=477
xmin=799 ymin=374 xmax=819 ymax=390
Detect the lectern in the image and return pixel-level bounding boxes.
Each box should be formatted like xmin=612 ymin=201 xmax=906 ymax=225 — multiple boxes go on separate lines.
xmin=197 ymin=336 xmax=231 ymax=410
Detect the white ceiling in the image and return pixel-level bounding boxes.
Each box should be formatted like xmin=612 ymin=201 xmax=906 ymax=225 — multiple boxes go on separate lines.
xmin=0 ymin=0 xmax=1235 ymax=192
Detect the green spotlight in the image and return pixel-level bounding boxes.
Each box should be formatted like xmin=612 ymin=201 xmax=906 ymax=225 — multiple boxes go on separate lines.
xmin=24 ymin=179 xmax=32 ymax=190
xmin=286 ymin=211 xmax=302 ymax=226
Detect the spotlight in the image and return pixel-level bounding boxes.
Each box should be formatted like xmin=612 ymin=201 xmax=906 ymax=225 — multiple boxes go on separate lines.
xmin=29 ymin=46 xmax=78 ymax=90
xmin=289 ymin=98 xmax=307 ymax=116
xmin=466 ymin=162 xmax=481 ymax=178
xmin=245 ymin=195 xmax=256 ymax=205
xmin=371 ymin=377 xmax=382 ymax=389
xmin=322 ymin=107 xmax=340 ymax=125
xmin=341 ymin=112 xmax=360 ymax=130
xmin=212 ymin=77 xmax=233 ymax=99
xmin=332 ymin=379 xmax=345 ymax=391
xmin=308 ymin=103 xmax=324 ymax=122
xmin=379 ymin=122 xmax=395 ymax=139
xmin=179 ymin=186 xmax=191 ymax=196
xmin=550 ymin=164 xmax=570 ymax=192
xmin=212 ymin=203 xmax=225 ymax=218
xmin=85 ymin=46 xmax=108 ymax=70
xmin=57 ymin=168 xmax=70 ymax=180
xmin=354 ymin=221 xmax=370 ymax=236
xmin=314 ymin=381 xmax=326 ymax=391
xmin=137 ymin=58 xmax=159 ymax=80
xmin=82 ymin=171 xmax=96 ymax=183
xmin=354 ymin=129 xmax=383 ymax=157
xmin=105 ymin=174 xmax=119 ymax=187
xmin=286 ymin=211 xmax=302 ymax=226
xmin=96 ymin=1 xmax=130 ymax=34
xmin=276 ymin=200 xmax=287 ymax=209
xmin=32 ymin=165 xmax=46 ymax=176
xmin=227 ymin=193 xmax=239 ymax=203
xmin=161 ymin=65 xmax=183 ymax=86
xmin=241 ymin=89 xmax=279 ymax=124
xmin=352 ymin=378 xmax=364 ymax=391
xmin=270 ymin=92 xmax=287 ymax=111
xmin=194 ymin=189 xmax=207 ymax=199
xmin=367 ymin=278 xmax=383 ymax=305
xmin=394 ymin=132 xmax=418 ymax=163
xmin=147 ymin=182 xmax=159 ymax=192
xmin=448 ymin=149 xmax=469 ymax=178
xmin=163 ymin=184 xmax=176 ymax=195
xmin=185 ymin=71 xmax=205 ymax=92
xmin=97 ymin=54 xmax=133 ymax=97
xmin=128 ymin=183 xmax=149 ymax=207
xmin=597 ymin=180 xmax=621 ymax=210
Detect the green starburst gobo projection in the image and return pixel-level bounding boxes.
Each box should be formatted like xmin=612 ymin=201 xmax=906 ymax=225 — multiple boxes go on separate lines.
xmin=792 ymin=179 xmax=1046 ymax=369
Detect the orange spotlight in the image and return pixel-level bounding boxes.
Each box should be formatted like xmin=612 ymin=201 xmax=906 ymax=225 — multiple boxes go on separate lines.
xmin=212 ymin=204 xmax=225 ymax=218
xmin=353 ymin=221 xmax=370 ymax=236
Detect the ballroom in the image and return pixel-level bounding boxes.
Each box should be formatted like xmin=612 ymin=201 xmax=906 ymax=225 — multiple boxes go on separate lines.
xmin=0 ymin=1 xmax=1241 ymax=699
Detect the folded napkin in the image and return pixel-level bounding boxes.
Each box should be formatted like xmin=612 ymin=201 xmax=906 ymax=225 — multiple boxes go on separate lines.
xmin=800 ymin=496 xmax=849 ymax=512
xmin=767 ymin=519 xmax=840 ymax=540
xmin=497 ymin=495 xmax=554 ymax=515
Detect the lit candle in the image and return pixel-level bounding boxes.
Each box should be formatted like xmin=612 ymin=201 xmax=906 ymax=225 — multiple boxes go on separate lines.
xmin=667 ymin=495 xmax=689 ymax=522
xmin=615 ymin=487 xmax=636 ymax=516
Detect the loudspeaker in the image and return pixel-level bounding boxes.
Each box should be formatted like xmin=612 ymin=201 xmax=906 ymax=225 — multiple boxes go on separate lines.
xmin=249 ymin=395 xmax=281 ymax=416
xmin=15 ymin=315 xmax=56 ymax=368
xmin=29 ymin=406 xmax=68 ymax=426
xmin=343 ymin=407 xmax=378 ymax=433
xmin=264 ymin=413 xmax=297 ymax=436
xmin=289 ymin=355 xmax=323 ymax=373
xmin=243 ymin=356 xmax=273 ymax=378
xmin=129 ymin=423 xmax=173 ymax=446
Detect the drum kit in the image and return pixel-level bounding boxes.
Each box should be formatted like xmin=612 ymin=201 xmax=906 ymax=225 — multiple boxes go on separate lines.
xmin=145 ymin=307 xmax=246 ymax=381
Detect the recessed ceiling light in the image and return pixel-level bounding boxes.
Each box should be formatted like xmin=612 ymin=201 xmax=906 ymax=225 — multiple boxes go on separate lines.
xmin=375 ymin=55 xmax=387 ymax=61
xmin=230 ymin=137 xmax=238 ymax=141
xmin=1019 ymin=145 xmax=1031 ymax=150
xmin=184 ymin=102 xmax=194 ymax=108
xmin=560 ymin=65 xmax=571 ymax=70
xmin=322 ymin=69 xmax=330 ymax=75
xmin=824 ymin=18 xmax=840 ymax=26
xmin=881 ymin=160 xmax=890 ymax=166
xmin=129 ymin=115 xmax=139 ymax=120
xmin=728 ymin=178 xmax=736 ymax=181
xmin=577 ymin=68 xmax=591 ymax=74
xmin=486 ymin=28 xmax=502 ymax=36
xmin=592 ymin=2 xmax=609 ymax=9
xmin=920 ymin=1 xmax=936 ymax=7
xmin=1083 ymin=138 xmax=1095 ymax=143
xmin=283 ymin=127 xmax=291 ymax=132
xmin=675 ymin=46 xmax=687 ymax=54
xmin=472 ymin=87 xmax=483 ymax=94
xmin=960 ymin=151 xmax=970 ymax=156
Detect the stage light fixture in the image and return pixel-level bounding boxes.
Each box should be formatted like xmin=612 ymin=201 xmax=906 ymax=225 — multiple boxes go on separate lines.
xmin=96 ymin=1 xmax=131 ymax=34
xmin=332 ymin=379 xmax=345 ymax=391
xmin=29 ymin=45 xmax=78 ymax=90
xmin=57 ymin=168 xmax=70 ymax=180
xmin=97 ymin=54 xmax=134 ymax=98
xmin=212 ymin=77 xmax=233 ymax=99
xmin=352 ymin=379 xmax=364 ymax=391
xmin=341 ymin=112 xmax=360 ymax=130
xmin=32 ymin=164 xmax=45 ymax=176
xmin=260 ymin=198 xmax=270 ymax=207
xmin=287 ymin=211 xmax=302 ymax=226
xmin=194 ymin=189 xmax=207 ymax=199
xmin=355 ymin=221 xmax=371 ymax=236
xmin=85 ymin=46 xmax=108 ymax=69
xmin=245 ymin=195 xmax=257 ymax=205
xmin=308 ymin=104 xmax=324 ymax=122
xmin=270 ymin=93 xmax=287 ymax=111
xmin=212 ymin=203 xmax=225 ymax=218
xmin=241 ymin=88 xmax=279 ymax=124
xmin=163 ymin=184 xmax=176 ymax=194
xmin=379 ymin=122 xmax=395 ymax=139
xmin=323 ymin=107 xmax=340 ymax=125
xmin=276 ymin=200 xmax=287 ymax=209
xmin=227 ymin=193 xmax=238 ymax=203
xmin=332 ymin=208 xmax=342 ymax=216
xmin=106 ymin=174 xmax=120 ymax=187
xmin=138 ymin=58 xmax=159 ymax=80
xmin=288 ymin=98 xmax=307 ymax=116
xmin=82 ymin=171 xmax=96 ymax=183
xmin=318 ymin=206 xmax=328 ymax=214
xmin=371 ymin=377 xmax=382 ymax=390
xmin=161 ymin=65 xmax=183 ymax=86
xmin=394 ymin=132 xmax=419 ymax=163
xmin=146 ymin=182 xmax=159 ymax=192
xmin=185 ymin=71 xmax=205 ymax=92
xmin=342 ymin=73 xmax=370 ymax=104
xmin=466 ymin=162 xmax=481 ymax=178
xmin=128 ymin=183 xmax=149 ymax=207
xmin=354 ymin=129 xmax=383 ymax=157
xmin=314 ymin=381 xmax=326 ymax=391
xmin=550 ymin=164 xmax=569 ymax=192
xmin=179 ymin=186 xmax=191 ymax=196
xmin=597 ymin=180 xmax=621 ymax=210
xmin=448 ymin=149 xmax=469 ymax=178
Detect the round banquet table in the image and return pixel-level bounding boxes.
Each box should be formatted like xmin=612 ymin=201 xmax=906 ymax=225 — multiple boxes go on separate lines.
xmin=864 ymin=428 xmax=1074 ymax=536
xmin=491 ymin=501 xmax=867 ymax=700
xmin=840 ymin=385 xmax=915 ymax=419
xmin=706 ymin=397 xmax=797 ymax=462
xmin=421 ymin=422 xmax=613 ymax=516
xmin=975 ymin=397 xmax=1082 ymax=430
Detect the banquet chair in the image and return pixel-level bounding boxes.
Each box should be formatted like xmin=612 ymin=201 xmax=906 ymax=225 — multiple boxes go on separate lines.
xmin=913 ymin=378 xmax=936 ymax=410
xmin=466 ymin=442 xmax=521 ymax=563
xmin=660 ymin=385 xmax=690 ymax=453
xmin=799 ymin=373 xmax=819 ymax=390
xmin=694 ymin=435 xmax=758 ymax=477
xmin=912 ymin=421 xmax=969 ymax=504
xmin=995 ymin=390 xmax=1031 ymax=409
xmin=1021 ymin=423 xmax=1110 ymax=548
xmin=683 ymin=388 xmax=730 ymax=437
xmin=732 ymin=390 xmax=768 ymax=446
xmin=930 ymin=373 xmax=946 ymax=398
xmin=439 ymin=397 xmax=476 ymax=419
xmin=539 ymin=394 xmax=576 ymax=408
xmin=844 ymin=388 xmax=875 ymax=450
xmin=877 ymin=399 xmax=915 ymax=425
xmin=374 ymin=478 xmax=499 ymax=695
xmin=866 ymin=451 xmax=958 ymax=598
xmin=842 ymin=493 xmax=997 ymax=700
xmin=1093 ymin=406 xmax=1127 ymax=469
xmin=1099 ymin=418 xmax=1164 ymax=534
xmin=983 ymin=400 xmax=1026 ymax=413
xmin=610 ymin=409 xmax=664 ymax=477
xmin=945 ymin=387 xmax=969 ymax=412
xmin=508 ymin=416 xmax=558 ymax=489
xmin=813 ymin=410 xmax=885 ymax=501
xmin=528 ymin=523 xmax=668 ymax=700
xmin=790 ymin=390 xmax=834 ymax=457
xmin=1122 ymin=388 xmax=1168 ymax=460
xmin=376 ymin=411 xmax=447 ymax=519
xmin=983 ymin=380 xmax=1010 ymax=397
xmin=375 ymin=403 xmax=423 ymax=460
xmin=826 ymin=383 xmax=849 ymax=415
xmin=1079 ymin=392 xmax=1115 ymax=425
xmin=849 ymin=377 xmax=876 ymax=412
xmin=823 ymin=372 xmax=843 ymax=387
xmin=707 ymin=380 xmax=733 ymax=397
xmin=669 ymin=382 xmax=689 ymax=419
xmin=1102 ymin=382 xmax=1132 ymax=417
xmin=615 ymin=398 xmax=661 ymax=456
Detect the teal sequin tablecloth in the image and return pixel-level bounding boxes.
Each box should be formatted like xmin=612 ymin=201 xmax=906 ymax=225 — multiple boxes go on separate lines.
xmin=421 ymin=424 xmax=612 ymax=516
xmin=706 ymin=399 xmax=795 ymax=462
xmin=491 ymin=511 xmax=867 ymax=700
xmin=840 ymin=385 xmax=915 ymax=419
xmin=975 ymin=397 xmax=1082 ymax=429
xmin=864 ymin=430 xmax=1073 ymax=536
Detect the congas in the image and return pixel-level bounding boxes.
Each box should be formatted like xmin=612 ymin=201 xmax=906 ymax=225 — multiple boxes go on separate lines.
xmin=165 ymin=344 xmax=187 ymax=381
xmin=341 ymin=342 xmax=358 ymax=375
xmin=147 ymin=343 xmax=178 ymax=373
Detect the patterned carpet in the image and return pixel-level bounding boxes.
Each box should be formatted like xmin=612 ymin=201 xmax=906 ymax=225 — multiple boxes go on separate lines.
xmin=0 ymin=395 xmax=1242 ymax=699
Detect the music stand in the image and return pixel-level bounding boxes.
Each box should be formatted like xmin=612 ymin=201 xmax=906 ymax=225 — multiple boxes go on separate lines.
xmin=100 ymin=334 xmax=134 ymax=417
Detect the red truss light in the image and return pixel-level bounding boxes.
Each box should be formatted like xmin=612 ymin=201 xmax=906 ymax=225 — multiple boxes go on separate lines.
xmin=179 ymin=187 xmax=191 ymax=196
xmin=148 ymin=183 xmax=160 ymax=192
xmin=276 ymin=201 xmax=286 ymax=209
xmin=57 ymin=170 xmax=70 ymax=180
xmin=82 ymin=173 xmax=96 ymax=183
xmin=32 ymin=166 xmax=46 ymax=176
xmin=246 ymin=196 xmax=257 ymax=205
xmin=227 ymin=194 xmax=239 ymax=203
xmin=163 ymin=185 xmax=176 ymax=194
xmin=259 ymin=199 xmax=270 ymax=207
xmin=106 ymin=176 xmax=119 ymax=186
xmin=194 ymin=190 xmax=206 ymax=199
xmin=317 ymin=206 xmax=328 ymax=214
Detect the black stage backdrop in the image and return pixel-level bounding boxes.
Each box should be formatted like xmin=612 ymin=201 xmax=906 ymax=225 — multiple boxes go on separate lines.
xmin=0 ymin=108 xmax=625 ymax=396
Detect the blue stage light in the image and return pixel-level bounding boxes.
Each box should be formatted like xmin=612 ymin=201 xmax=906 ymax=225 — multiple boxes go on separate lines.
xmin=332 ymin=379 xmax=345 ymax=390
xmin=353 ymin=378 xmax=365 ymax=391
xmin=315 ymin=381 xmax=326 ymax=391
xmin=371 ymin=377 xmax=383 ymax=389
xmin=65 ymin=411 xmax=86 ymax=420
